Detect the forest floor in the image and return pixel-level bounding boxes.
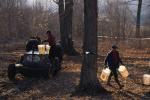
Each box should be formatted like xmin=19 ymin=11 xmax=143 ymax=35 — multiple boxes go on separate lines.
xmin=0 ymin=41 xmax=150 ymax=100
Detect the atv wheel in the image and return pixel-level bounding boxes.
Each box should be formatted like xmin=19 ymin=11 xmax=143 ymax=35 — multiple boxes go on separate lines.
xmin=8 ymin=64 xmax=16 ymax=81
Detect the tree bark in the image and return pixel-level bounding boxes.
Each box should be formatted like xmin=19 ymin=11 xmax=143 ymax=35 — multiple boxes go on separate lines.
xmin=59 ymin=0 xmax=79 ymax=56
xmin=122 ymin=3 xmax=127 ymax=40
xmin=59 ymin=0 xmax=65 ymax=47
xmin=78 ymin=0 xmax=106 ymax=94
xmin=136 ymin=0 xmax=142 ymax=38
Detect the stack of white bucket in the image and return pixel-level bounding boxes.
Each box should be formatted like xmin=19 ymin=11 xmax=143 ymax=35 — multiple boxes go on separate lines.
xmin=38 ymin=45 xmax=50 ymax=55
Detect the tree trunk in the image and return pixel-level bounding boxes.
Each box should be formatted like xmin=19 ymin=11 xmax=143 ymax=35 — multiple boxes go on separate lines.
xmin=78 ymin=0 xmax=106 ymax=94
xmin=59 ymin=0 xmax=78 ymax=55
xmin=135 ymin=0 xmax=142 ymax=49
xmin=59 ymin=0 xmax=65 ymax=48
xmin=122 ymin=4 xmax=127 ymax=40
xmin=136 ymin=0 xmax=142 ymax=38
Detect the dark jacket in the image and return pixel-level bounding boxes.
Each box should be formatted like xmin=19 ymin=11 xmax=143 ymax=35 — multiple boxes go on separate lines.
xmin=105 ymin=50 xmax=123 ymax=68
xmin=26 ymin=39 xmax=40 ymax=52
xmin=45 ymin=34 xmax=56 ymax=46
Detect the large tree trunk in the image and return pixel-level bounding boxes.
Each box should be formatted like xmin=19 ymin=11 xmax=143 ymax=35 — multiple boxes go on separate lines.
xmin=59 ymin=0 xmax=78 ymax=55
xmin=59 ymin=0 xmax=65 ymax=47
xmin=136 ymin=0 xmax=142 ymax=38
xmin=78 ymin=0 xmax=106 ymax=94
xmin=64 ymin=0 xmax=78 ymax=55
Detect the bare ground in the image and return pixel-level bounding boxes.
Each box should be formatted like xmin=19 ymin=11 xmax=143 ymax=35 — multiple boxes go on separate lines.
xmin=0 ymin=42 xmax=150 ymax=100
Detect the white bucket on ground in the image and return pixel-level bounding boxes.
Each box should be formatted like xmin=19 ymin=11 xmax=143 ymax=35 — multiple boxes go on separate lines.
xmin=118 ymin=65 xmax=129 ymax=78
xmin=100 ymin=68 xmax=111 ymax=82
xmin=143 ymin=74 xmax=150 ymax=85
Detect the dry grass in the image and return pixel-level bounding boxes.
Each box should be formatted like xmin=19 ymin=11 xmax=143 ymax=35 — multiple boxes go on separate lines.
xmin=0 ymin=40 xmax=150 ymax=100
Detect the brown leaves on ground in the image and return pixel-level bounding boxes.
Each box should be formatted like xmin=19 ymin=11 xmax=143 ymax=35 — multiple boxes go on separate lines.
xmin=0 ymin=43 xmax=150 ymax=100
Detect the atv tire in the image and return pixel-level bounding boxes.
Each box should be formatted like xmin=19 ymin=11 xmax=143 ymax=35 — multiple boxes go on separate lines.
xmin=8 ymin=64 xmax=16 ymax=81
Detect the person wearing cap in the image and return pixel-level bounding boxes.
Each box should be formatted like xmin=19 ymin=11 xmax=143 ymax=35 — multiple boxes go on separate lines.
xmin=104 ymin=45 xmax=124 ymax=89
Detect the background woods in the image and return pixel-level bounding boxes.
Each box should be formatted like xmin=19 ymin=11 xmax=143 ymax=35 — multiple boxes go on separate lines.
xmin=0 ymin=0 xmax=59 ymax=43
xmin=0 ymin=0 xmax=150 ymax=99
xmin=0 ymin=0 xmax=150 ymax=44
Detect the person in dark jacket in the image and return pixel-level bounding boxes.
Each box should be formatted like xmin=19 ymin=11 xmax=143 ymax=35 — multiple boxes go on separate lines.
xmin=43 ymin=31 xmax=63 ymax=62
xmin=105 ymin=45 xmax=124 ymax=89
xmin=26 ymin=37 xmax=41 ymax=52
xmin=43 ymin=31 xmax=63 ymax=76
xmin=44 ymin=30 xmax=56 ymax=46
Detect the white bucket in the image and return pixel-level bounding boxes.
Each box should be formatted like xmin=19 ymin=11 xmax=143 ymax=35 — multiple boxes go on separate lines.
xmin=143 ymin=74 xmax=150 ymax=85
xmin=100 ymin=68 xmax=111 ymax=82
xmin=118 ymin=65 xmax=129 ymax=78
xmin=45 ymin=45 xmax=51 ymax=54
xmin=38 ymin=45 xmax=45 ymax=55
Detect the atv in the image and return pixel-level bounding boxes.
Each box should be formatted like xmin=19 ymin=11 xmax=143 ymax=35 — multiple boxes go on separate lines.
xmin=7 ymin=49 xmax=61 ymax=81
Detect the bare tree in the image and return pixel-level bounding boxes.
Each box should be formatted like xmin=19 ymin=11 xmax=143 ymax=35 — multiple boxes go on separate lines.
xmin=142 ymin=0 xmax=150 ymax=38
xmin=98 ymin=0 xmax=134 ymax=38
xmin=64 ymin=0 xmax=77 ymax=55
xmin=78 ymin=0 xmax=106 ymax=94
xmin=73 ymin=0 xmax=84 ymax=39
xmin=0 ymin=0 xmax=50 ymax=43
xmin=0 ymin=0 xmax=30 ymax=42
xmin=136 ymin=0 xmax=142 ymax=38
xmin=56 ymin=0 xmax=78 ymax=55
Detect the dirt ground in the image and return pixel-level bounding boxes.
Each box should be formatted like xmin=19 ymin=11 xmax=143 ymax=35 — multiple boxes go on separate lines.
xmin=0 ymin=41 xmax=150 ymax=100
